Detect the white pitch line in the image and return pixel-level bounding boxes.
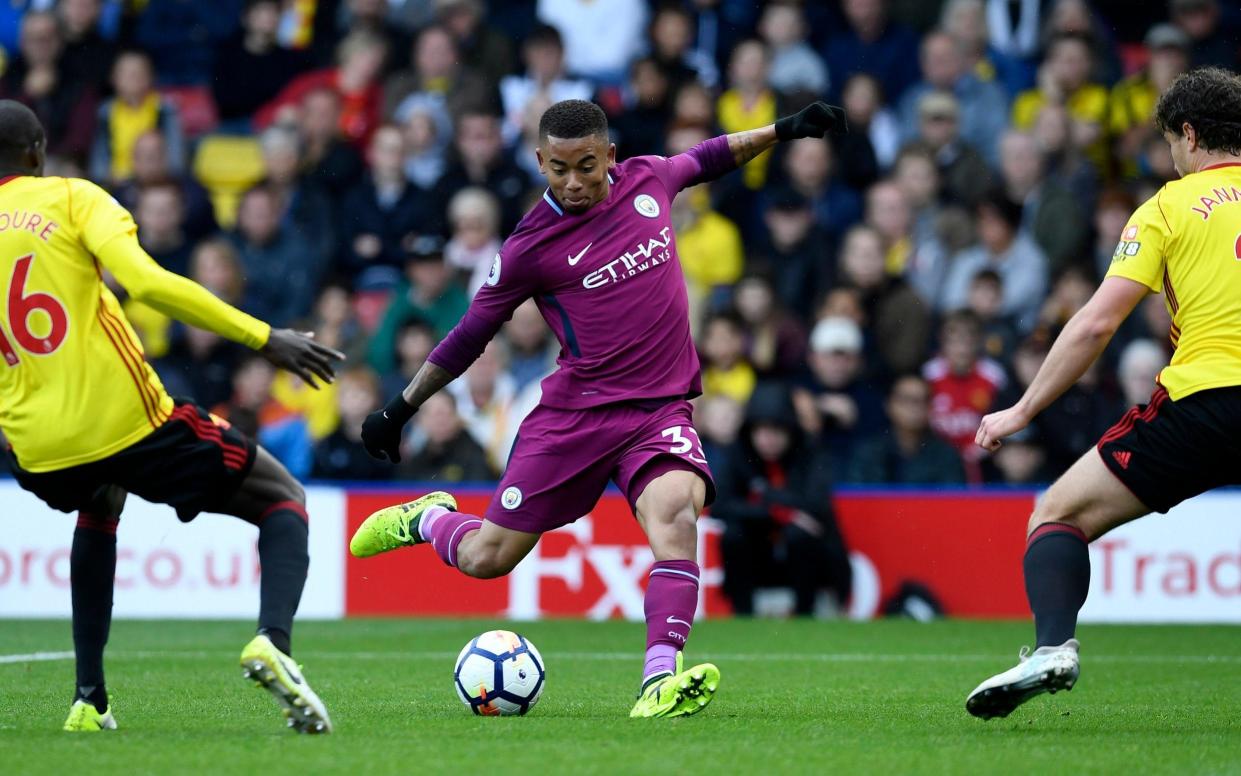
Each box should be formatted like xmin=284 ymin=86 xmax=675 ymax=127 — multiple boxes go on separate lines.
xmin=4 ymin=650 xmax=1241 ymax=666
xmin=0 ymin=651 xmax=73 ymax=664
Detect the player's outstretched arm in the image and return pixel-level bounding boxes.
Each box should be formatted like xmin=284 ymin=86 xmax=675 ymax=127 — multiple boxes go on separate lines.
xmin=727 ymin=102 xmax=848 ymax=167
xmin=361 ymin=360 xmax=454 ymax=462
xmin=98 ymin=236 xmax=344 ymax=387
xmin=976 ymin=277 xmax=1150 ymax=451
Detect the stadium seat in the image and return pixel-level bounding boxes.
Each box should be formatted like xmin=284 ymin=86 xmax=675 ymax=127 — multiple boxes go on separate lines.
xmin=192 ymin=135 xmax=265 ymax=229
xmin=1119 ymin=43 xmax=1150 ymax=77
xmin=159 ymin=85 xmax=219 ymax=138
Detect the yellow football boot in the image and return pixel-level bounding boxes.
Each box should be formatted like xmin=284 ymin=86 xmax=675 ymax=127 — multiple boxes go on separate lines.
xmin=349 ymin=491 xmax=457 ymax=558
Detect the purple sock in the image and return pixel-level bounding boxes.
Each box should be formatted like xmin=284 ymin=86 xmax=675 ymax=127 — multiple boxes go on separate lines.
xmin=419 ymin=506 xmax=482 ymax=568
xmin=643 ymin=560 xmax=700 ymax=681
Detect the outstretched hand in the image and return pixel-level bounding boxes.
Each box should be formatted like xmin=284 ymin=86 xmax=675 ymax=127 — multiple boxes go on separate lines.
xmin=774 ymin=101 xmax=848 ymax=141
xmin=261 ymin=329 xmax=345 ymax=389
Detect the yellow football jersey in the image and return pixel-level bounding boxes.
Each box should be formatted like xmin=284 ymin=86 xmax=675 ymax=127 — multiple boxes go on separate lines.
xmin=1106 ymin=163 xmax=1241 ymax=400
xmin=0 ymin=176 xmax=269 ymax=472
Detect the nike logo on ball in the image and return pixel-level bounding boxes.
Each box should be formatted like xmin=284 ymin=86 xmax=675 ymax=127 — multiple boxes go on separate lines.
xmin=666 ymin=615 xmax=691 ymax=627
xmin=568 ymin=242 xmax=593 ymax=266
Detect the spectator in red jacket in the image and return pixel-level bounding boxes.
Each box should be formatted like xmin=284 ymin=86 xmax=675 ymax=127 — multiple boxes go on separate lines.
xmin=922 ymin=309 xmax=1006 ymax=482
xmin=256 ymin=30 xmax=388 ymax=150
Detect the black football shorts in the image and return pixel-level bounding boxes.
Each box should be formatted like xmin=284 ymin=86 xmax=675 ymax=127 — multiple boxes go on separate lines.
xmin=8 ymin=400 xmax=256 ymax=521
xmin=1097 ymin=385 xmax=1241 ymax=513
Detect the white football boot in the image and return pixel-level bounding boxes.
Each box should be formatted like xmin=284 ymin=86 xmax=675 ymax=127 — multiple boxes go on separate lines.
xmin=966 ymin=639 xmax=1079 ymax=719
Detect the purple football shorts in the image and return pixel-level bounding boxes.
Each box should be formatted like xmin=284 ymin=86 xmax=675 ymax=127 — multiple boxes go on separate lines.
xmin=483 ymin=398 xmax=716 ymax=535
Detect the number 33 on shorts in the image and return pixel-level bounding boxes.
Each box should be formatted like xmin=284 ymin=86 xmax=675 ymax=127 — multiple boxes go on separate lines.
xmin=662 ymin=425 xmax=708 ymax=464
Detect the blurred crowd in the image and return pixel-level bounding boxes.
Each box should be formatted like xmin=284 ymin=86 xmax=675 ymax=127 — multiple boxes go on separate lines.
xmin=0 ymin=0 xmax=1234 ymax=544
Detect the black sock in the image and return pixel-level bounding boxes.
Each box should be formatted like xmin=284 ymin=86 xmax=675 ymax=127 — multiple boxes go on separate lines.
xmin=76 ymin=684 xmax=109 ymax=713
xmin=71 ymin=513 xmax=118 ymax=713
xmin=256 ymin=507 xmax=309 ymax=656
xmin=1024 ymin=523 xmax=1090 ymax=648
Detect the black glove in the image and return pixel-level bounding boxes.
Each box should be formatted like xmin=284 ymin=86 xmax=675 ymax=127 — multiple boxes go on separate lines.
xmin=362 ymin=394 xmax=417 ymax=462
xmin=774 ymin=101 xmax=848 ymax=141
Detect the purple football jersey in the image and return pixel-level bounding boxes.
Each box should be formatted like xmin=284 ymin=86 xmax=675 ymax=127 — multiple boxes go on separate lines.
xmin=427 ymin=136 xmax=736 ymax=409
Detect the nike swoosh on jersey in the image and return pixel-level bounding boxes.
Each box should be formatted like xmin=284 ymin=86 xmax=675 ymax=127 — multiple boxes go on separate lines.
xmin=567 ymin=243 xmax=593 ymax=266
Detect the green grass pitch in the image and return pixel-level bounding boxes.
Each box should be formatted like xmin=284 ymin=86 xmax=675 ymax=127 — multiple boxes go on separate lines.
xmin=2 ymin=619 xmax=1239 ymax=774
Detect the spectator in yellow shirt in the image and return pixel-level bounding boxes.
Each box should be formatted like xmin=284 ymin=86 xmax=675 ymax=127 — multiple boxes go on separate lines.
xmin=1011 ymin=33 xmax=1109 ymax=175
xmin=700 ymin=310 xmax=757 ymax=406
xmin=665 ymin=124 xmax=744 ymax=335
xmin=89 ymin=50 xmax=184 ymax=184
xmin=673 ymin=183 xmax=743 ymax=337
xmin=716 ymin=39 xmax=777 ymax=190
xmin=1109 ymin=24 xmax=1190 ymax=177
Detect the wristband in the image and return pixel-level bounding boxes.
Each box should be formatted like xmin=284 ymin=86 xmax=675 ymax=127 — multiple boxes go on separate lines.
xmin=774 ymin=114 xmax=797 ymax=142
xmin=382 ymin=394 xmax=417 ymax=424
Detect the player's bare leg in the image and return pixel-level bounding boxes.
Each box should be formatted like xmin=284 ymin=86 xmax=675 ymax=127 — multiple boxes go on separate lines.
xmin=63 ymin=485 xmax=126 ymax=731
xmin=220 ymin=447 xmax=331 ymax=733
xmin=630 ymin=469 xmax=719 ymax=718
xmin=967 ymin=448 xmax=1149 ymax=719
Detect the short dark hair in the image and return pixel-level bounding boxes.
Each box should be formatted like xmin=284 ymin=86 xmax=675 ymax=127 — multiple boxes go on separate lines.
xmin=0 ymin=100 xmax=43 ymax=168
xmin=538 ymin=99 xmax=608 ymax=141
xmin=970 ymin=268 xmax=1003 ymax=288
xmin=977 ymin=190 xmax=1024 ymax=232
xmin=942 ymin=308 xmax=982 ymax=338
xmin=702 ymin=308 xmax=746 ymax=334
xmin=1154 ymin=66 xmax=1241 ymax=155
xmin=524 ymin=23 xmax=563 ymax=50
xmin=1046 ymin=31 xmax=1093 ymax=56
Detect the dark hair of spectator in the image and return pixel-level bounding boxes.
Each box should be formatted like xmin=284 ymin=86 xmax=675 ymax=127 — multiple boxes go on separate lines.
xmin=524 ymin=23 xmax=563 ymax=51
xmin=703 ymin=307 xmax=747 ymax=333
xmin=1096 ymin=186 xmax=1136 ymax=213
xmin=628 ymin=55 xmax=668 ymax=85
xmin=138 ymin=179 xmax=183 ymax=205
xmin=1045 ymin=30 xmax=1093 ymax=57
xmin=941 ymin=308 xmax=983 ymax=338
xmin=1154 ymin=67 xmax=1241 ymax=155
xmin=0 ymin=100 xmax=43 ymax=169
xmin=889 ymin=373 xmax=930 ymax=396
xmin=242 ymin=183 xmax=277 ymax=207
xmin=396 ymin=318 xmax=435 ymax=338
xmin=894 ymin=140 xmax=937 ymax=167
xmin=977 ymin=190 xmax=1024 ymax=232
xmin=649 ymin=1 xmax=692 ymax=40
xmin=339 ymin=365 xmax=381 ymax=393
xmin=538 ymin=99 xmax=608 ymax=141
xmin=970 ymin=268 xmax=1003 ymax=288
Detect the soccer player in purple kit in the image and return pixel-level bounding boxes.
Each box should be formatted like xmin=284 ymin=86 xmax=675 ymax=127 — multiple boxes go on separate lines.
xmin=350 ymin=99 xmax=845 ymax=718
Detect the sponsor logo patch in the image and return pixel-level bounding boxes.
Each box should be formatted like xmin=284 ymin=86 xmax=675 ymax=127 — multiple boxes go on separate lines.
xmin=1113 ymin=240 xmax=1142 ymax=261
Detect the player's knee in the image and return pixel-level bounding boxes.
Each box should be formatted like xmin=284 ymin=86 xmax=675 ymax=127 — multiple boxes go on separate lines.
xmin=1027 ymin=501 xmax=1085 ymax=537
xmin=277 ymin=476 xmax=306 ymax=507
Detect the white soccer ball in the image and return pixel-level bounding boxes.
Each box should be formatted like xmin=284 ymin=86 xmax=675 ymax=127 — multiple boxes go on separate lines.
xmin=454 ymin=630 xmax=545 ymax=716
